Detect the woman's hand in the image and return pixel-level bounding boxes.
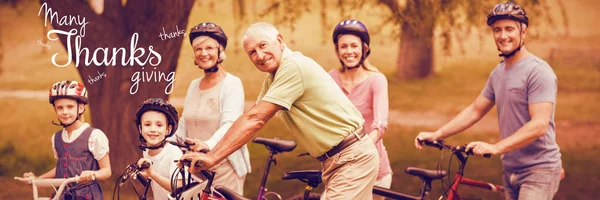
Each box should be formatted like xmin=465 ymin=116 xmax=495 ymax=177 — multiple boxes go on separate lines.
xmin=185 ymin=138 xmax=210 ymax=153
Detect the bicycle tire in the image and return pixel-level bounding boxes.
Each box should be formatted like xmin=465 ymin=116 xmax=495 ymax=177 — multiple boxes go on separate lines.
xmin=286 ymin=192 xmax=321 ymax=200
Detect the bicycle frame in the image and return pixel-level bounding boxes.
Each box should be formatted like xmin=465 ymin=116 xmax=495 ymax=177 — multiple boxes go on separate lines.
xmin=15 ymin=176 xmax=81 ymax=200
xmin=257 ymin=149 xmax=280 ymax=200
xmin=169 ymin=159 xmax=226 ymax=200
xmin=445 ymin=148 xmax=504 ymax=200
xmin=421 ymin=140 xmax=504 ymax=200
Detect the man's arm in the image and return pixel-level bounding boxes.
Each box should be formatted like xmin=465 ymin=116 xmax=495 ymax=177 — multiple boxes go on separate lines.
xmin=489 ymin=102 xmax=553 ymax=154
xmin=416 ymin=94 xmax=495 ymax=149
xmin=205 ymin=100 xmax=282 ymax=166
xmin=436 ymin=94 xmax=495 ymax=139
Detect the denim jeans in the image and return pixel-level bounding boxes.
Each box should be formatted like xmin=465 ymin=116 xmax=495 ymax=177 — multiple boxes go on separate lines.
xmin=503 ymin=166 xmax=562 ymax=200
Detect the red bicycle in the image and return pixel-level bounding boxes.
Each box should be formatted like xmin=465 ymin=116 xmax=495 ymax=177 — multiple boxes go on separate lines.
xmin=419 ymin=139 xmax=504 ymax=199
xmin=371 ymin=139 xmax=504 ymax=200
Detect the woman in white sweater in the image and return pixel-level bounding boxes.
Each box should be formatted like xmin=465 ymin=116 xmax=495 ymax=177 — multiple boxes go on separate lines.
xmin=174 ymin=22 xmax=251 ymax=194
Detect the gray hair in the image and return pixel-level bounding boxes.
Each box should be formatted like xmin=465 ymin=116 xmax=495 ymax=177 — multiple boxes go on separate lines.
xmin=242 ymin=22 xmax=280 ymax=43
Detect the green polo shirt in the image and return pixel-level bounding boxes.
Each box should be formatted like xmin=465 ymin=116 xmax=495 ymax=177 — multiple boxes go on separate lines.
xmin=257 ymin=47 xmax=364 ymax=157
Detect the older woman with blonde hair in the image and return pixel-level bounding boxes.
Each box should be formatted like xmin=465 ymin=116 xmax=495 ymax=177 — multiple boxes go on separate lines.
xmin=174 ymin=22 xmax=251 ymax=194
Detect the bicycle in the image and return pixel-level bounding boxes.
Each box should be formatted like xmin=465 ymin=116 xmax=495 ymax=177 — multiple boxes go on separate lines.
xmin=14 ymin=175 xmax=95 ymax=200
xmin=112 ymin=160 xmax=152 ymax=200
xmin=371 ymin=139 xmax=504 ymax=200
xmin=173 ymin=137 xmax=323 ymax=200
xmin=174 ymin=157 xmax=229 ymax=200
xmin=250 ymin=137 xmax=322 ymax=200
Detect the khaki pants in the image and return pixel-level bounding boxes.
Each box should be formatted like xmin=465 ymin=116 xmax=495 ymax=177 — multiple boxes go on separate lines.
xmin=211 ymin=159 xmax=246 ymax=195
xmin=373 ymin=173 xmax=393 ymax=200
xmin=321 ymin=136 xmax=379 ymax=200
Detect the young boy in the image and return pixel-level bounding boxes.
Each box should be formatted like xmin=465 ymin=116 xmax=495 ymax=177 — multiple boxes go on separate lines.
xmin=134 ymin=98 xmax=183 ymax=199
xmin=23 ymin=80 xmax=111 ymax=199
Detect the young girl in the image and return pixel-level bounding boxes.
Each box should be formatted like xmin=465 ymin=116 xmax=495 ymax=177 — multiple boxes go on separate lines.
xmin=329 ymin=20 xmax=393 ymax=200
xmin=134 ymin=98 xmax=183 ymax=200
xmin=23 ymin=80 xmax=111 ymax=199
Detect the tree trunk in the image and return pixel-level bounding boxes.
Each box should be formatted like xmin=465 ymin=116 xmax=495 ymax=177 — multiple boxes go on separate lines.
xmin=42 ymin=0 xmax=194 ymax=173
xmin=396 ymin=19 xmax=435 ymax=80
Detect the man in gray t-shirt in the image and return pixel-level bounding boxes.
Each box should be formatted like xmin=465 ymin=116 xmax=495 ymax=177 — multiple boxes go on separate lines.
xmin=414 ymin=2 xmax=562 ymax=200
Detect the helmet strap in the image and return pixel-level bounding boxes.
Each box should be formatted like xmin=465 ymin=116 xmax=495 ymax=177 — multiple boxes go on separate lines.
xmin=139 ymin=140 xmax=167 ymax=151
xmin=204 ymin=65 xmax=219 ymax=73
xmin=204 ymin=48 xmax=221 ymax=73
xmin=498 ymin=23 xmax=525 ymax=59
xmin=345 ymin=63 xmax=361 ymax=70
xmin=137 ymin=126 xmax=172 ymax=151
xmin=498 ymin=44 xmax=522 ymax=58
xmin=52 ymin=106 xmax=82 ymax=128
xmin=341 ymin=47 xmax=368 ymax=71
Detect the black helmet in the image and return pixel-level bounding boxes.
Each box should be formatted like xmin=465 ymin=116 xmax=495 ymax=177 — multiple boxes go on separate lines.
xmin=189 ymin=22 xmax=228 ymax=49
xmin=487 ymin=2 xmax=529 ymax=26
xmin=332 ymin=20 xmax=370 ymax=45
xmin=135 ymin=98 xmax=179 ymax=142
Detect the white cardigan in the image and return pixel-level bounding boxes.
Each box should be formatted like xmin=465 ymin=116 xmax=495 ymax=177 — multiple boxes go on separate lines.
xmin=174 ymin=73 xmax=251 ymax=177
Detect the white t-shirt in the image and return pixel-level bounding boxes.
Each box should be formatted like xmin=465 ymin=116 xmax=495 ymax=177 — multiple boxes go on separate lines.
xmin=143 ymin=143 xmax=183 ymax=200
xmin=51 ymin=123 xmax=110 ymax=160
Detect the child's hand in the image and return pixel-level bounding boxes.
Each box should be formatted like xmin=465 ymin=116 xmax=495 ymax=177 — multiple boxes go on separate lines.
xmin=137 ymin=158 xmax=153 ymax=178
xmin=23 ymin=172 xmax=36 ymax=179
xmin=185 ymin=138 xmax=209 ymax=153
xmin=22 ymin=172 xmax=35 ymax=185
xmin=79 ymin=171 xmax=96 ymax=183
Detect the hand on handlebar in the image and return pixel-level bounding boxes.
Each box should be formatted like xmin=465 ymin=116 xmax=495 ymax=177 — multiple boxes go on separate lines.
xmin=179 ymin=152 xmax=216 ymax=175
xmin=136 ymin=158 xmax=153 ymax=178
xmin=184 ymin=138 xmax=210 ymax=153
xmin=465 ymin=141 xmax=498 ymax=157
xmin=22 ymin=172 xmax=36 ymax=185
xmin=79 ymin=171 xmax=96 ymax=183
xmin=415 ymin=131 xmax=441 ymax=149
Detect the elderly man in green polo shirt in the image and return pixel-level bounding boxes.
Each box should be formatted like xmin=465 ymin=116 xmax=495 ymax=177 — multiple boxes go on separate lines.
xmin=182 ymin=22 xmax=379 ymax=199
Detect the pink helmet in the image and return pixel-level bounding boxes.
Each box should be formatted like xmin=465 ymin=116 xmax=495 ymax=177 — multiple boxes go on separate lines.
xmin=49 ymin=80 xmax=88 ymax=104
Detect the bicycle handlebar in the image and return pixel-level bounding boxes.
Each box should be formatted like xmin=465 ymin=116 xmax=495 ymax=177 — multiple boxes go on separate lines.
xmin=169 ymin=140 xmax=209 ymax=153
xmin=15 ymin=176 xmax=86 ymax=200
xmin=178 ymin=158 xmax=212 ymax=178
xmin=418 ymin=139 xmax=491 ymax=158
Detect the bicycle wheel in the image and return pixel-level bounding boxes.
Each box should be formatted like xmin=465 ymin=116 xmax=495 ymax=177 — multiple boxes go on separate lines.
xmin=287 ymin=192 xmax=321 ymax=200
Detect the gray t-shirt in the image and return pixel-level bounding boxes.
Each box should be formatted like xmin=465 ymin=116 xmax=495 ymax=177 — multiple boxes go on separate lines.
xmin=482 ymin=53 xmax=561 ymax=172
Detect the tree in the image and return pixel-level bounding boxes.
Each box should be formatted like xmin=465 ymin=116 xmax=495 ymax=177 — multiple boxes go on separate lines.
xmin=257 ymin=0 xmax=567 ymax=80
xmin=40 ymin=0 xmax=194 ymax=172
